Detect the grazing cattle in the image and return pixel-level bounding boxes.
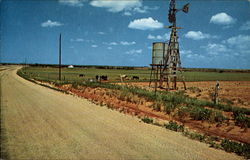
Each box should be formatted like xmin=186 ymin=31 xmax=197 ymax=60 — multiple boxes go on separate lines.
xmin=96 ymin=75 xmax=99 ymax=81
xmin=119 ymin=74 xmax=128 ymax=82
xmin=79 ymin=74 xmax=85 ymax=77
xmin=132 ymin=76 xmax=139 ymax=80
xmin=100 ymin=75 xmax=108 ymax=81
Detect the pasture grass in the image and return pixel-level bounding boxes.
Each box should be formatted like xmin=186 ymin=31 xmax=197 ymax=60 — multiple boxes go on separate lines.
xmin=21 ymin=66 xmax=250 ymax=82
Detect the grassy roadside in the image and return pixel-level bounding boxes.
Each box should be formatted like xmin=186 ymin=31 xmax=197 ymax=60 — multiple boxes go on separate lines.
xmin=0 ymin=72 xmax=9 ymax=160
xmin=17 ymin=67 xmax=250 ymax=158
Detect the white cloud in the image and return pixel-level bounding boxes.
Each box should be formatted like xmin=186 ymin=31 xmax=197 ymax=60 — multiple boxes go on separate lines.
xmin=90 ymin=0 xmax=141 ymax=12
xmin=126 ymin=49 xmax=142 ymax=54
xmin=186 ymin=54 xmax=205 ymax=59
xmin=107 ymin=47 xmax=112 ymax=50
xmin=184 ymin=31 xmax=217 ymax=40
xmin=41 ymin=20 xmax=63 ymax=27
xmin=98 ymin=32 xmax=105 ymax=35
xmin=123 ymin=5 xmax=159 ymax=16
xmin=124 ymin=11 xmax=132 ymax=16
xmin=180 ymin=50 xmax=192 ymax=55
xmin=75 ymin=38 xmax=84 ymax=42
xmin=120 ymin=41 xmax=136 ymax=45
xmin=103 ymin=42 xmax=118 ymax=46
xmin=223 ymin=35 xmax=250 ymax=50
xmin=91 ymin=44 xmax=98 ymax=48
xmin=109 ymin=42 xmax=117 ymax=45
xmin=71 ymin=38 xmax=94 ymax=43
xmin=128 ymin=17 xmax=163 ymax=30
xmin=240 ymin=20 xmax=250 ymax=31
xmin=210 ymin=12 xmax=236 ymax=25
xmin=147 ymin=33 xmax=170 ymax=40
xmin=201 ymin=43 xmax=230 ymax=55
xmin=59 ymin=0 xmax=85 ymax=7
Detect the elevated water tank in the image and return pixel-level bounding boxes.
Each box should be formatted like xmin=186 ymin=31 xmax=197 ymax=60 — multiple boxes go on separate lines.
xmin=152 ymin=42 xmax=168 ymax=65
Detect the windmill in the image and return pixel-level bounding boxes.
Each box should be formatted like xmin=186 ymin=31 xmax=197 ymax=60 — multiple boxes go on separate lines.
xmin=159 ymin=0 xmax=189 ymax=90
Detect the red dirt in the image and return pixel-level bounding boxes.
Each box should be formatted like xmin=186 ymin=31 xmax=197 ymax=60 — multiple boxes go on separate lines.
xmin=57 ymin=83 xmax=250 ymax=144
xmin=127 ymin=81 xmax=250 ymax=109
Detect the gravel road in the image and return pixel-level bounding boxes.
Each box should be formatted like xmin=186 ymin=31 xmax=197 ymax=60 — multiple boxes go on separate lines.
xmin=0 ymin=66 xmax=243 ymax=160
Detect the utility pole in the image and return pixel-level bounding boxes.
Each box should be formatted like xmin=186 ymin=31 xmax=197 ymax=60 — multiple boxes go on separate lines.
xmin=59 ymin=33 xmax=62 ymax=81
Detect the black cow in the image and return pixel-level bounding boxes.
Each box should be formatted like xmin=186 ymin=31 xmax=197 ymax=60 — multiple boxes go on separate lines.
xmin=79 ymin=74 xmax=85 ymax=77
xmin=100 ymin=75 xmax=108 ymax=81
xmin=132 ymin=76 xmax=139 ymax=80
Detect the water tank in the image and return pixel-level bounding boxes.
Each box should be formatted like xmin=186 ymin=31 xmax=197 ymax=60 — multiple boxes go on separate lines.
xmin=152 ymin=42 xmax=168 ymax=65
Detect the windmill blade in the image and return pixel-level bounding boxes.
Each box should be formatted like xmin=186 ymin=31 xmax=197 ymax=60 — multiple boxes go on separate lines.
xmin=182 ymin=3 xmax=189 ymax=13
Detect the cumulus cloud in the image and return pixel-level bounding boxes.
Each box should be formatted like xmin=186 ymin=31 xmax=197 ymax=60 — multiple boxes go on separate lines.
xmin=210 ymin=12 xmax=236 ymax=25
xmin=90 ymin=0 xmax=141 ymax=12
xmin=103 ymin=42 xmax=118 ymax=46
xmin=128 ymin=17 xmax=163 ymax=30
xmin=107 ymin=47 xmax=112 ymax=50
xmin=75 ymin=38 xmax=83 ymax=42
xmin=186 ymin=53 xmax=205 ymax=59
xmin=59 ymin=0 xmax=85 ymax=7
xmin=41 ymin=20 xmax=63 ymax=27
xmin=184 ymin=31 xmax=217 ymax=40
xmin=126 ymin=49 xmax=142 ymax=54
xmin=223 ymin=34 xmax=250 ymax=50
xmin=71 ymin=38 xmax=94 ymax=43
xmin=123 ymin=11 xmax=132 ymax=16
xmin=147 ymin=33 xmax=170 ymax=40
xmin=180 ymin=50 xmax=192 ymax=55
xmin=201 ymin=43 xmax=230 ymax=55
xmin=240 ymin=20 xmax=250 ymax=31
xmin=123 ymin=5 xmax=159 ymax=16
xmin=98 ymin=32 xmax=105 ymax=35
xmin=120 ymin=41 xmax=136 ymax=45
xmin=109 ymin=42 xmax=117 ymax=45
xmin=91 ymin=44 xmax=98 ymax=48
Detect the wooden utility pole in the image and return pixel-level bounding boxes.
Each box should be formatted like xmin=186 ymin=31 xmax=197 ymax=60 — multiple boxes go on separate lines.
xmin=214 ymin=81 xmax=220 ymax=104
xmin=59 ymin=33 xmax=62 ymax=81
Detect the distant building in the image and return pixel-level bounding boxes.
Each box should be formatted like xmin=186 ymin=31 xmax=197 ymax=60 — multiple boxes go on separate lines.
xmin=68 ymin=65 xmax=74 ymax=69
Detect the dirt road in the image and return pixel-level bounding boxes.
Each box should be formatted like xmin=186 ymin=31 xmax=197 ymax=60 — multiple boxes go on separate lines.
xmin=0 ymin=66 xmax=243 ymax=160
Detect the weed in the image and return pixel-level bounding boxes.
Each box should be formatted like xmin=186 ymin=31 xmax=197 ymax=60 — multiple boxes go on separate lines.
xmin=141 ymin=117 xmax=153 ymax=124
xmin=221 ymin=139 xmax=250 ymax=158
xmin=164 ymin=121 xmax=184 ymax=132
xmin=190 ymin=107 xmax=212 ymax=121
xmin=176 ymin=106 xmax=190 ymax=118
xmin=233 ymin=112 xmax=250 ymax=128
xmin=209 ymin=111 xmax=226 ymax=123
xmin=188 ymin=87 xmax=201 ymax=93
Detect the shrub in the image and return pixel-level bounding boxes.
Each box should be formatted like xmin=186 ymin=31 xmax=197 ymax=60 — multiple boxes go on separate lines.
xmin=165 ymin=121 xmax=184 ymax=132
xmin=190 ymin=107 xmax=212 ymax=121
xmin=163 ymin=102 xmax=176 ymax=114
xmin=221 ymin=139 xmax=250 ymax=158
xmin=176 ymin=106 xmax=190 ymax=118
xmin=141 ymin=117 xmax=153 ymax=124
xmin=209 ymin=111 xmax=226 ymax=123
xmin=153 ymin=102 xmax=161 ymax=111
xmin=234 ymin=112 xmax=250 ymax=128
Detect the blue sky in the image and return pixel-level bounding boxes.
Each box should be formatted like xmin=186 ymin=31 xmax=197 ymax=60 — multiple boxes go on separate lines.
xmin=1 ymin=0 xmax=250 ymax=69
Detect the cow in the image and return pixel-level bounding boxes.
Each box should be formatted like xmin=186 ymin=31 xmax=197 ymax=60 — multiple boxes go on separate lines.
xmin=119 ymin=74 xmax=128 ymax=82
xmin=79 ymin=74 xmax=85 ymax=77
xmin=132 ymin=76 xmax=139 ymax=80
xmin=96 ymin=75 xmax=99 ymax=81
xmin=100 ymin=75 xmax=108 ymax=81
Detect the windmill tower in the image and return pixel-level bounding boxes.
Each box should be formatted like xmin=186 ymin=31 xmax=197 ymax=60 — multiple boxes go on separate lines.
xmin=150 ymin=0 xmax=189 ymax=90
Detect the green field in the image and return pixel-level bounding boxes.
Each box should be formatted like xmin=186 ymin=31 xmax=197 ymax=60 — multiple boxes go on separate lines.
xmin=20 ymin=66 xmax=250 ymax=82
